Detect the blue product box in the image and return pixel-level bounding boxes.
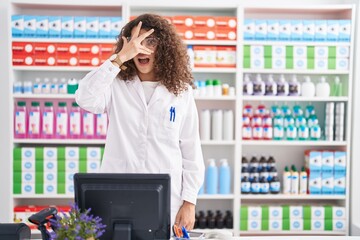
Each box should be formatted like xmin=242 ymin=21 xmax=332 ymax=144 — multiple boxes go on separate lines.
xmin=279 ymin=20 xmax=291 ymax=41
xmin=99 ymin=17 xmax=111 ymax=38
xmin=291 ymin=20 xmax=303 ymax=41
xmin=334 ymin=151 xmax=346 ymax=176
xmin=48 ymin=16 xmax=61 ymax=38
xmin=309 ymin=173 xmax=322 ymax=194
xmin=321 ymin=174 xmax=334 ymax=195
xmin=334 ymin=174 xmax=345 ymax=195
xmin=74 ymin=16 xmax=86 ymax=38
xmin=61 ymin=16 xmax=74 ymax=38
xmin=254 ymin=20 xmax=267 ymax=40
xmin=244 ymin=19 xmax=255 ymax=40
xmin=24 ymin=15 xmax=36 ymax=38
xmin=315 ymin=20 xmax=327 ymax=41
xmin=110 ymin=17 xmax=122 ymax=38
xmin=36 ymin=16 xmax=48 ymax=38
xmin=327 ymin=20 xmax=339 ymax=42
xmin=321 ymin=151 xmax=334 ymax=176
xmin=86 ymin=17 xmax=99 ymax=38
xmin=309 ymin=151 xmax=322 ymax=175
xmin=303 ymin=20 xmax=315 ymax=41
xmin=338 ymin=20 xmax=351 ymax=42
xmin=267 ymin=20 xmax=279 ymax=40
xmin=12 ymin=15 xmax=24 ymax=37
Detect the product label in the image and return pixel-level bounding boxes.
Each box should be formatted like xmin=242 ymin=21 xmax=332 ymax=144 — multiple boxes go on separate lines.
xmin=273 ymin=125 xmax=284 ymax=139
xmin=29 ymin=111 xmax=40 ymax=135
xmin=251 ymin=182 xmax=260 ymax=193
xmin=43 ymin=112 xmax=54 ymax=135
xmin=15 ymin=111 xmax=26 ymax=134
xmin=242 ymin=126 xmax=252 ymax=139
xmin=70 ymin=112 xmax=81 ymax=136
xmin=96 ymin=113 xmax=108 ymax=136
xmin=260 ymin=182 xmax=269 ymax=193
xmin=241 ymin=182 xmax=251 ymax=193
xmin=83 ymin=112 xmax=94 ymax=136
xmin=270 ymin=182 xmax=280 ymax=192
xmin=56 ymin=113 xmax=68 ymax=136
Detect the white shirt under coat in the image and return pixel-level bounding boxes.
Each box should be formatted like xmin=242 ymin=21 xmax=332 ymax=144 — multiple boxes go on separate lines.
xmin=75 ymin=60 xmax=205 ymax=224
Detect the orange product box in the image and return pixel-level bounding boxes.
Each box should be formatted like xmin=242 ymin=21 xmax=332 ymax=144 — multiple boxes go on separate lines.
xmin=78 ymin=57 xmax=100 ymax=66
xmin=194 ymin=16 xmax=216 ymax=28
xmin=56 ymin=43 xmax=78 ymax=56
xmin=12 ymin=42 xmax=34 ymax=54
xmin=172 ymin=16 xmax=194 ymax=28
xmin=215 ymin=16 xmax=237 ymax=29
xmin=78 ymin=43 xmax=100 ymax=57
xmin=176 ymin=26 xmax=194 ymax=40
xmin=215 ymin=27 xmax=237 ymax=40
xmin=34 ymin=42 xmax=56 ymax=55
xmin=34 ymin=54 xmax=56 ymax=66
xmin=12 ymin=54 xmax=34 ymax=66
xmin=193 ymin=27 xmax=216 ymax=40
xmin=100 ymin=43 xmax=115 ymax=59
xmin=56 ymin=55 xmax=78 ymax=66
xmin=193 ymin=46 xmax=217 ymax=68
xmin=216 ymin=46 xmax=236 ymax=68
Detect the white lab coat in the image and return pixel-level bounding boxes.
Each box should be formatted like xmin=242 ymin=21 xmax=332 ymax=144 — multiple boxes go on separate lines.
xmin=75 ymin=60 xmax=205 ymax=225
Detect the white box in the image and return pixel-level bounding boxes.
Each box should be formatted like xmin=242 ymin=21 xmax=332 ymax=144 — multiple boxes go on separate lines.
xmin=293 ymin=46 xmax=307 ymax=58
xmin=333 ymin=219 xmax=346 ymax=231
xmin=22 ymin=160 xmax=35 ymax=172
xmin=44 ymin=171 xmax=57 ymax=184
xmin=61 ymin=16 xmax=74 ymax=38
xmin=333 ymin=207 xmax=346 ymax=219
xmin=272 ymin=46 xmax=286 ymax=57
xmin=65 ymin=172 xmax=76 ymax=185
xmin=338 ymin=20 xmax=351 ymax=42
xmin=255 ymin=20 xmax=267 ymax=40
xmin=321 ymin=175 xmax=334 ymax=194
xmin=44 ymin=182 xmax=57 ymax=195
xmin=66 ymin=160 xmax=79 ymax=172
xmin=250 ymin=45 xmax=264 ymax=57
xmin=267 ymin=20 xmax=279 ymax=40
xmin=86 ymin=17 xmax=99 ymax=38
xmin=44 ymin=160 xmax=57 ymax=172
xmin=291 ymin=20 xmax=303 ymax=40
xmin=272 ymin=57 xmax=286 ymax=69
xmin=336 ymin=58 xmax=349 ymax=70
xmin=66 ymin=183 xmax=75 ymax=195
xmin=251 ymin=57 xmax=264 ymax=69
xmin=290 ymin=206 xmax=303 ymax=219
xmin=315 ymin=46 xmax=328 ymax=58
xmin=269 ymin=219 xmax=282 ymax=231
xmin=87 ymin=147 xmax=102 ymax=161
xmin=44 ymin=147 xmax=57 ymax=161
xmin=311 ymin=206 xmax=325 ymax=219
xmin=279 ymin=20 xmax=291 ymax=40
xmin=65 ymin=147 xmax=79 ymax=160
xmin=74 ymin=16 xmax=86 ymax=38
xmin=248 ymin=206 xmax=262 ymax=219
xmin=290 ymin=219 xmax=303 ymax=231
xmin=294 ymin=58 xmax=307 ymax=70
xmin=244 ymin=19 xmax=255 ymax=40
xmin=12 ymin=15 xmax=24 ymax=37
xmin=315 ymin=58 xmax=328 ymax=70
xmin=24 ymin=15 xmax=36 ymax=37
xmin=248 ymin=219 xmax=261 ymax=231
xmin=315 ymin=20 xmax=327 ymax=41
xmin=336 ymin=46 xmax=350 ymax=58
xmin=87 ymin=160 xmax=101 ymax=173
xmin=269 ymin=206 xmax=283 ymax=219
xmin=309 ymin=175 xmax=322 ymax=194
xmin=21 ymin=148 xmax=36 ymax=161
xmin=22 ymin=172 xmax=35 ymax=183
xmin=311 ymin=219 xmax=324 ymax=231
xmin=303 ymin=20 xmax=315 ymax=41
xmin=22 ymin=183 xmax=35 ymax=195
xmin=327 ymin=20 xmax=339 ymax=41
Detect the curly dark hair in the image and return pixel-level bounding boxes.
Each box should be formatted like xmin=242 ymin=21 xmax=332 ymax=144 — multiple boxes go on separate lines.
xmin=114 ymin=13 xmax=194 ymax=96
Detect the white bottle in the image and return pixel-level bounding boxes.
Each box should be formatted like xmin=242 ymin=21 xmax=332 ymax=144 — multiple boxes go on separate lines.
xmin=301 ymin=76 xmax=315 ymax=97
xmin=223 ymin=109 xmax=234 ymax=140
xmin=187 ymin=45 xmax=195 ymax=70
xmin=316 ymin=76 xmax=330 ymax=97
xmin=23 ymin=81 xmax=33 ymax=94
xmin=299 ymin=167 xmax=308 ymax=194
xmin=253 ymin=74 xmax=265 ymax=95
xmin=51 ymin=78 xmax=59 ymax=94
xmin=277 ymin=74 xmax=289 ymax=96
xmin=265 ymin=74 xmax=277 ymax=96
xmin=200 ymin=109 xmax=211 ymax=141
xmin=33 ymin=78 xmax=42 ymax=94
xmin=212 ymin=109 xmax=223 ymax=140
xmin=290 ymin=165 xmax=299 ymax=194
xmin=283 ymin=166 xmax=292 ymax=194
xmin=59 ymin=78 xmax=68 ymax=94
xmin=42 ymin=77 xmax=51 ymax=94
xmin=243 ymin=74 xmax=253 ymax=95
xmin=289 ymin=75 xmax=301 ymax=96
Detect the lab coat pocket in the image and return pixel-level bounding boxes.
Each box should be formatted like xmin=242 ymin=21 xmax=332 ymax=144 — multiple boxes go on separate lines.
xmin=163 ymin=105 xmax=182 ymax=139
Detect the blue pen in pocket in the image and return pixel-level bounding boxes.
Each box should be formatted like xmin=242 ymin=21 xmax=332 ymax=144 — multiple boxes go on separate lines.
xmin=170 ymin=106 xmax=176 ymax=122
xmin=181 ymin=226 xmax=190 ymax=239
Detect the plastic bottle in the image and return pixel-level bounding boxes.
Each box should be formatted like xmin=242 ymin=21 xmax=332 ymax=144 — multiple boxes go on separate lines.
xmin=241 ymin=166 xmax=249 ymax=180
xmin=69 ymin=102 xmax=81 ymax=139
xmin=298 ymin=124 xmax=309 ymax=140
xmin=250 ymin=156 xmax=259 ymax=170
xmin=200 ymin=109 xmax=211 ymax=140
xmin=251 ymin=176 xmax=260 ymax=194
xmin=273 ymin=124 xmax=284 ymax=140
xmin=253 ymin=74 xmax=265 ymax=95
xmin=14 ymin=101 xmax=27 ymax=138
xmin=305 ymin=105 xmax=316 ymax=118
xmin=243 ymin=74 xmax=253 ymax=95
xmin=270 ymin=105 xmax=281 ymax=117
xmin=263 ymin=124 xmax=273 ymax=140
xmin=267 ymin=156 xmax=276 ymax=170
xmin=301 ymin=76 xmax=315 ymax=97
xmin=42 ymin=102 xmax=55 ymax=138
xmin=259 ymin=176 xmax=270 ymax=194
xmin=259 ymin=167 xmax=269 ymax=181
xmin=265 ymin=74 xmax=277 ymax=96
xmin=211 ymin=109 xmax=223 ymax=140
xmin=242 ymin=124 xmax=252 ymax=140
xmin=96 ymin=113 xmax=108 ymax=139
xmin=56 ymin=102 xmax=68 ymax=139
xmin=252 ymin=124 xmax=263 ymax=140
xmin=222 ymin=84 xmax=229 ymax=96
xmin=241 ymin=156 xmax=249 ymax=169
xmin=286 ymin=124 xmax=297 ymax=140
xmin=223 ymin=109 xmax=233 ymax=140
xmin=293 ymin=105 xmax=303 ymax=117
xmin=299 ymin=166 xmax=308 ymax=194
xmin=198 ymin=81 xmax=206 ymax=96
xmin=42 ymin=77 xmax=51 ymax=94
xmin=316 ymin=76 xmax=331 ymax=97
xmin=283 ymin=166 xmax=292 ymax=194
xmin=241 ymin=176 xmax=251 ymax=194
xmin=187 ymin=45 xmax=195 ymax=70
xmin=310 ymin=123 xmax=322 ymax=140
xmin=268 ymin=166 xmax=278 ymax=182
xmin=259 ymin=156 xmax=267 ymax=170
xmin=249 ymin=167 xmax=259 ymax=182
xmin=270 ymin=175 xmax=281 ymax=194
xmin=289 ymin=74 xmax=301 ymax=96
xmin=219 ymin=159 xmax=231 ymax=194
xmin=23 ymin=81 xmax=33 ymax=94
xmin=290 ymin=165 xmax=299 ymax=194
xmin=206 ymin=159 xmax=218 ymax=194
xmin=83 ymin=111 xmax=95 ymax=138
xmin=277 ymin=74 xmax=289 ymax=96
xmin=213 ymin=79 xmax=222 ymax=97
xmin=28 ymin=101 xmax=41 ymax=138
xmin=13 ymin=81 xmax=23 ymax=94
xmin=33 ymin=78 xmax=42 ymax=94
xmin=331 ymin=76 xmax=343 ymax=97
xmin=59 ymin=78 xmax=68 ymax=94
xmin=50 ymin=78 xmax=59 ymax=94
xmin=67 ymin=78 xmax=79 ymax=94
xmin=205 ymin=79 xmax=214 ymax=97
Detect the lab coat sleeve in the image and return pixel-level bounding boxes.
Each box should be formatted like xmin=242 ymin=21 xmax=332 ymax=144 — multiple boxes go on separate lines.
xmin=75 ymin=59 xmax=120 ymax=114
xmin=179 ymin=88 xmax=205 ymax=205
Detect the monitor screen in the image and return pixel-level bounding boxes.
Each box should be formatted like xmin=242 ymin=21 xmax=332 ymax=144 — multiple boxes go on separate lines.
xmin=74 ymin=173 xmax=171 ymax=240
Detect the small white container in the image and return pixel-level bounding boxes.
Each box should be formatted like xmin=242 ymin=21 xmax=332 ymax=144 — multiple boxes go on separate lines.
xmin=316 ymin=76 xmax=330 ymax=97
xmin=301 ymin=76 xmax=315 ymax=97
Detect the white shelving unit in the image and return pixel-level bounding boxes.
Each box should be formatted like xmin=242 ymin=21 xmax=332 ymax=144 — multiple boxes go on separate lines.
xmin=4 ymin=0 xmax=357 ymax=238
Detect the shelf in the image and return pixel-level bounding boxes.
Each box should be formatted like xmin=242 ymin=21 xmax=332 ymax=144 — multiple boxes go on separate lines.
xmin=241 ymin=140 xmax=347 ymax=146
xmin=197 ymin=194 xmax=234 ymax=200
xmin=242 ymin=96 xmax=348 ymax=102
xmin=13 ymin=194 xmax=73 ymax=199
xmin=243 ymin=40 xmax=351 ymax=47
xmin=185 ymin=40 xmax=237 ymax=46
xmin=13 ymin=139 xmax=105 ymax=144
xmin=193 ymin=68 xmax=236 ymax=73
xmin=195 ymin=96 xmax=236 ymax=101
xmin=242 ymin=69 xmax=350 ymax=75
xmin=12 ymin=38 xmax=116 ymax=44
xmin=13 ymin=94 xmax=75 ymax=99
xmin=239 ymin=231 xmax=346 ymax=236
xmin=12 ymin=66 xmax=95 ymax=71
xmin=201 ymin=140 xmax=236 ymax=146
xmin=241 ymin=194 xmax=346 ymax=200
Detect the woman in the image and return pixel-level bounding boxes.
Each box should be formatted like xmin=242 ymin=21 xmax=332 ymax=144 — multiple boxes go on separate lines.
xmin=75 ymin=13 xmax=205 ymax=231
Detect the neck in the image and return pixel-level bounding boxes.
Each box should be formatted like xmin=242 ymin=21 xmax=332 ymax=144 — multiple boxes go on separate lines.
xmin=138 ymin=72 xmax=157 ymax=82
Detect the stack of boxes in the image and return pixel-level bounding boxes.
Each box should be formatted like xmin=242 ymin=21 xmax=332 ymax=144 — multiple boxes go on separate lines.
xmin=13 ymin=146 xmax=104 ymax=195
xmin=193 ymin=46 xmax=236 ymax=68
xmin=305 ymin=150 xmax=346 ymax=195
xmin=240 ymin=205 xmax=346 ymax=232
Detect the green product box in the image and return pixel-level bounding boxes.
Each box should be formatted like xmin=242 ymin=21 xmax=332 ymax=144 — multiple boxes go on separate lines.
xmin=13 ymin=147 xmax=22 ymax=160
xmin=35 ymin=171 xmax=44 ymax=184
xmin=307 ymin=46 xmax=315 ymax=59
xmin=304 ymin=219 xmax=311 ymax=230
xmin=264 ymin=46 xmax=272 ymax=58
xmin=58 ymin=160 xmax=66 ymax=172
xmin=80 ymin=147 xmax=87 ymax=160
xmin=282 ymin=205 xmax=290 ymax=220
xmin=303 ymin=205 xmax=311 ymax=220
xmin=35 ymin=160 xmax=44 ymax=172
xmin=35 ymin=147 xmax=44 ymax=161
xmin=243 ymin=45 xmax=251 ymax=57
xmin=58 ymin=147 xmax=66 ymax=160
xmin=286 ymin=58 xmax=293 ymax=69
xmin=13 ymin=160 xmax=21 ymax=172
xmin=35 ymin=182 xmax=43 ymax=194
xmin=286 ymin=46 xmax=293 ymax=58
xmin=307 ymin=58 xmax=315 ymax=69
xmin=101 ymin=147 xmax=104 ymax=161
xmin=13 ymin=172 xmax=22 ymax=184
xmin=243 ymin=57 xmax=251 ymax=69
xmin=261 ymin=219 xmax=269 ymax=231
xmin=240 ymin=219 xmax=248 ymax=231
xmin=57 ymin=183 xmax=65 ymax=194
xmin=79 ymin=159 xmax=87 ymax=173
xmin=325 ymin=219 xmax=333 ymax=231
xmin=264 ymin=57 xmax=272 ymax=69
xmin=241 ymin=206 xmax=248 ymax=220
xmin=57 ymin=172 xmax=66 ymax=184
xmin=262 ymin=205 xmax=269 ymax=221
xmin=328 ymin=58 xmax=336 ymax=70
xmin=324 ymin=205 xmax=333 ymax=220
xmin=13 ymin=183 xmax=21 ymax=194
xmin=328 ymin=46 xmax=336 ymax=58
xmin=282 ymin=219 xmax=290 ymax=231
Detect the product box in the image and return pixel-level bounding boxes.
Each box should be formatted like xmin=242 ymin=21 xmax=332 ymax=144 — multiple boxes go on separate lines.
xmin=334 ymin=151 xmax=346 ymax=175
xmin=248 ymin=206 xmax=262 ymax=219
xmin=250 ymin=45 xmax=264 ymax=57
xmin=315 ymin=20 xmax=327 ymax=41
xmin=33 ymin=54 xmax=54 ymax=66
xmin=338 ymin=20 xmax=351 ymax=42
xmin=290 ymin=219 xmax=303 ymax=231
xmin=48 ymin=16 xmax=61 ymax=38
xmin=66 ymin=160 xmax=79 ymax=172
xmin=21 ymin=183 xmax=35 ymax=195
xmin=21 ymin=172 xmax=35 ymax=184
xmin=172 ymin=16 xmax=194 ymax=28
xmin=194 ymin=16 xmax=216 ymax=28
xmin=272 ymin=45 xmax=286 ymax=57
xmin=254 ymin=20 xmax=267 ymax=40
xmin=12 ymin=15 xmax=24 ymax=37
xmin=216 ymin=46 xmax=236 ymax=68
xmin=293 ymin=58 xmax=307 ymax=70
xmin=322 ymin=151 xmax=334 ymax=176
xmin=24 ymin=15 xmax=36 ymax=37
xmin=267 ymin=20 xmax=279 ymax=40
xmin=44 ymin=182 xmax=57 ymax=195
xmin=315 ymin=58 xmax=328 ymax=70
xmin=193 ymin=27 xmax=215 ymax=40
xmin=321 ymin=175 xmax=334 ymax=194
xmin=334 ymin=174 xmax=346 ymax=195
xmin=66 ymin=182 xmax=75 ymax=195
xmin=250 ymin=57 xmax=265 ymax=69
xmin=244 ymin=19 xmax=255 ymax=40
xmin=311 ymin=206 xmax=325 ymax=219
xmin=74 ymin=16 xmax=86 ymax=38
xmin=248 ymin=219 xmax=261 ymax=231
xmin=332 ymin=206 xmax=346 ymax=219
xmin=215 ymin=16 xmax=237 ymax=29
xmin=20 ymin=147 xmax=36 ymax=161
xmin=56 ymin=56 xmax=78 ymax=66
xmin=272 ymin=57 xmax=286 ymax=69
xmin=57 ymin=43 xmax=78 ymax=56
xmin=44 ymin=160 xmax=57 ymax=172
xmin=65 ymin=147 xmax=79 ymax=160
xmin=308 ymin=151 xmax=322 ymax=174
xmin=43 ymin=147 xmax=57 ymax=161
xmin=309 ymin=174 xmax=322 ymax=194
xmin=87 ymin=147 xmax=102 ymax=160
xmin=279 ymin=20 xmax=291 ymax=40
xmin=176 ymin=26 xmax=194 ymax=40
xmin=302 ymin=20 xmax=315 ymax=41
xmin=269 ymin=206 xmax=283 ymax=219
xmin=36 ymin=16 xmax=48 ymax=38
xmin=12 ymin=42 xmax=34 ymax=54
xmin=327 ymin=20 xmax=339 ymax=41
xmin=336 ymin=46 xmax=350 ymax=58
xmin=215 ymin=28 xmax=236 ymax=40
xmin=99 ymin=17 xmax=111 ymax=38
xmin=61 ymin=16 xmax=74 ymax=38
xmin=315 ymin=46 xmax=329 ymax=58
xmin=34 ymin=42 xmax=56 ymax=55
xmin=44 ymin=171 xmax=57 ymax=184
xmin=194 ymin=46 xmax=216 ymax=67
xmin=336 ymin=58 xmax=349 ymax=70
xmin=87 ymin=160 xmax=101 ymax=173
xmin=289 ymin=206 xmax=303 ymax=219
xmin=291 ymin=20 xmax=303 ymax=41
xmin=12 ymin=54 xmax=33 ymax=66
xmin=269 ymin=219 xmax=282 ymax=231
xmin=331 ymin=219 xmax=347 ymax=231
xmin=110 ymin=17 xmax=122 ymax=38
xmin=293 ymin=46 xmax=307 ymax=58
xmin=86 ymin=17 xmax=99 ymax=38
xmin=312 ymin=219 xmax=324 ymax=231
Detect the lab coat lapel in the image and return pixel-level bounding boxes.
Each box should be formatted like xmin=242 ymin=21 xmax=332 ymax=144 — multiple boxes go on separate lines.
xmin=148 ymin=84 xmax=169 ymax=108
xmin=130 ymin=76 xmax=147 ymax=110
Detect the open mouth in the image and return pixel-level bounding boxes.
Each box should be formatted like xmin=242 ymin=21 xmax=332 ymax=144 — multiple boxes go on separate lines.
xmin=138 ymin=58 xmax=150 ymax=64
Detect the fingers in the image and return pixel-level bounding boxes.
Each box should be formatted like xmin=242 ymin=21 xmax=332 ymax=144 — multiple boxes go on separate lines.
xmin=132 ymin=21 xmax=142 ymax=38
xmin=139 ymin=46 xmax=153 ymax=55
xmin=137 ymin=28 xmax=155 ymax=41
xmin=121 ymin=36 xmax=128 ymax=44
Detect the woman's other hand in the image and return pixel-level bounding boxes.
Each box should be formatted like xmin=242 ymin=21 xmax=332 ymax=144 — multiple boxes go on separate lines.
xmin=175 ymin=201 xmax=196 ymax=230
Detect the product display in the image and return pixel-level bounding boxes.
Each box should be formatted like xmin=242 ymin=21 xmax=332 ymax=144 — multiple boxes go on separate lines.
xmin=200 ymin=109 xmax=234 ymax=141
xmin=202 ymin=158 xmax=231 ymax=195
xmin=195 ymin=210 xmax=233 ymax=229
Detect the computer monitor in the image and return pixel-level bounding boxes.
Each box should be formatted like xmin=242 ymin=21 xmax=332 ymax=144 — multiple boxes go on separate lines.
xmin=74 ymin=173 xmax=171 ymax=240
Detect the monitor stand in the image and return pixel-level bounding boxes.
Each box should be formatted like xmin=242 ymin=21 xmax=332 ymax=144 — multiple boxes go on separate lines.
xmin=113 ymin=223 xmax=131 ymax=240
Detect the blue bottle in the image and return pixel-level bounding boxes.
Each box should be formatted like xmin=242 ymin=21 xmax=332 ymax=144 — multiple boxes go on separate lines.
xmin=219 ymin=158 xmax=231 ymax=194
xmin=206 ymin=159 xmax=218 ymax=194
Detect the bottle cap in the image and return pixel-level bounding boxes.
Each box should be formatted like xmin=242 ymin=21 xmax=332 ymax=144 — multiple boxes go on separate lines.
xmin=284 ymin=166 xmax=289 ymax=171
xmin=31 ymin=102 xmax=40 ymax=107
xmin=205 ymin=79 xmax=213 ymax=86
xmin=44 ymin=102 xmax=53 ymax=107
xmin=72 ymin=102 xmax=79 ymax=107
xmin=17 ymin=101 xmax=26 ymax=107
xmin=58 ymin=102 xmax=67 ymax=107
xmin=213 ymin=79 xmax=221 ymax=86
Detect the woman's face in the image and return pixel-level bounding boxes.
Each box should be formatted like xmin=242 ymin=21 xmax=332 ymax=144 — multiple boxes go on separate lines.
xmin=130 ymin=27 xmax=159 ymax=81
